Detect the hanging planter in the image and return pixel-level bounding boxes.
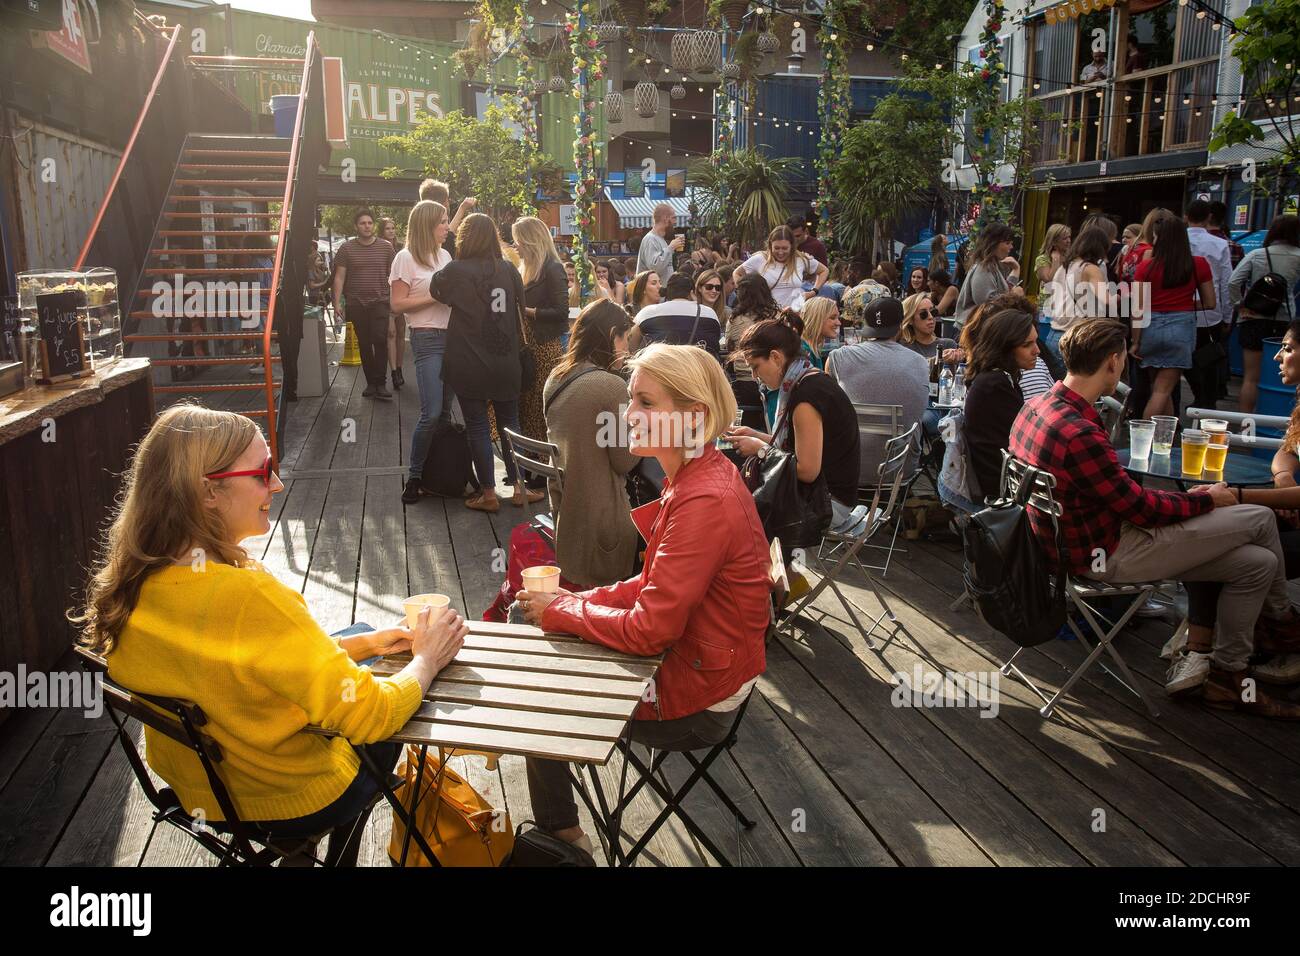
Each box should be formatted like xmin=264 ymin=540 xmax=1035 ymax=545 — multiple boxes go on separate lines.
xmin=720 ymin=60 xmax=741 ymax=80
xmin=620 ymin=0 xmax=646 ymax=28
xmin=549 ymin=74 xmax=568 ymax=91
xmin=719 ymin=0 xmax=750 ymax=31
xmin=692 ymin=29 xmax=721 ymax=73
xmin=634 ymin=80 xmax=660 ymax=117
xmin=605 ymin=88 xmax=625 ymax=122
xmin=596 ymin=21 xmax=622 ymax=44
xmin=671 ymin=82 xmax=686 ymax=100
xmin=671 ymin=31 xmax=695 ymax=72
xmin=757 ymin=30 xmax=779 ymax=55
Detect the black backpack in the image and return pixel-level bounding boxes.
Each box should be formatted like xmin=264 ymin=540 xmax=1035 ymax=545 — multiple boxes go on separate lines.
xmin=420 ymin=420 xmax=480 ymax=498
xmin=1241 ymin=247 xmax=1293 ymax=319
xmin=960 ymin=465 xmax=1066 ymax=648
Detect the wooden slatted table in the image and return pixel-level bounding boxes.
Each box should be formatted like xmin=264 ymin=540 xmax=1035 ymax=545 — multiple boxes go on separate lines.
xmin=361 ymin=620 xmax=663 ymax=765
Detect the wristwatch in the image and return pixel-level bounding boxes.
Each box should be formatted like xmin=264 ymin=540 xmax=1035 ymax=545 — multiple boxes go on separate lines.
xmin=756 ymin=442 xmax=771 ymax=460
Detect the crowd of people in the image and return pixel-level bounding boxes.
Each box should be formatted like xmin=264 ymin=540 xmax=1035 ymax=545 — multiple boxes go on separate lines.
xmin=77 ymin=192 xmax=1300 ymax=865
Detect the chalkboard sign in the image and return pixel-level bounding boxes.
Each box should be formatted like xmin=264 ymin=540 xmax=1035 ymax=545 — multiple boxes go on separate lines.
xmin=36 ymin=290 xmax=89 ymax=382
xmin=1 ymin=296 xmax=18 ymax=363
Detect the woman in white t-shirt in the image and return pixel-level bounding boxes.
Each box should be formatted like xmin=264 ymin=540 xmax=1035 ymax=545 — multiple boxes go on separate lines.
xmin=390 ymin=200 xmax=453 ymax=504
xmin=736 ymin=225 xmax=828 ymax=308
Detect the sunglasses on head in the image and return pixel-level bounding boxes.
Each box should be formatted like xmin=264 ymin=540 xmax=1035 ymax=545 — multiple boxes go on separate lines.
xmin=206 ymin=455 xmax=275 ymax=485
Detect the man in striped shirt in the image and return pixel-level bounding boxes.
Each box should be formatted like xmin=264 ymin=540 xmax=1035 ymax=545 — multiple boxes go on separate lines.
xmin=1009 ymin=319 xmax=1300 ymax=716
xmin=332 ymin=209 xmax=397 ymax=399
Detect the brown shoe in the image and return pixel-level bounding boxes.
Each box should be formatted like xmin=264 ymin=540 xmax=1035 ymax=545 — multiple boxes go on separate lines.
xmin=465 ymin=493 xmax=500 ymax=513
xmin=1254 ymin=615 xmax=1300 ymax=655
xmin=1202 ymin=666 xmax=1300 ymax=719
xmin=511 ymin=487 xmax=545 ymax=507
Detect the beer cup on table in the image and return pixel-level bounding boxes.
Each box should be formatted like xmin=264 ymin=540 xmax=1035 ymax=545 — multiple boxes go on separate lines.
xmin=1151 ymin=416 xmax=1178 ymax=457
xmin=1200 ymin=419 xmax=1230 ymax=473
xmin=1128 ymin=419 xmax=1156 ymax=460
xmin=1181 ymin=429 xmax=1209 ymax=476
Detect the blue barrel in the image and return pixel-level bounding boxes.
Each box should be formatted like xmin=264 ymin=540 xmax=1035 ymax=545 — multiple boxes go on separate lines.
xmin=1256 ymin=337 xmax=1296 ymax=419
xmin=270 ymin=94 xmax=299 ymax=137
xmin=1228 ymin=321 xmax=1243 ymax=377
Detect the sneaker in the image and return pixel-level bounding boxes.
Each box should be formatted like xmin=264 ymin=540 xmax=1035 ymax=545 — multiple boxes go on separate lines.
xmin=1135 ymin=596 xmax=1168 ymax=618
xmin=401 ymin=477 xmax=424 ymax=505
xmin=1251 ymin=654 xmax=1300 ymax=685
xmin=1165 ymin=650 xmax=1212 ymax=696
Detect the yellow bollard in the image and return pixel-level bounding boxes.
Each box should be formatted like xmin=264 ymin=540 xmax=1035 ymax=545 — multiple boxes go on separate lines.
xmin=341 ymin=321 xmax=361 ymax=366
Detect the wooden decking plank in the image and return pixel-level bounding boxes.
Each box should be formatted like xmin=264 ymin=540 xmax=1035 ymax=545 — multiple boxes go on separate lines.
xmin=299 ymin=475 xmax=366 ymax=634
xmin=294 ymin=359 xmax=362 ymax=471
xmin=329 ymin=366 xmax=376 ymax=472
xmin=726 ymin=694 xmax=897 ymax=866
xmin=355 ymin=474 xmax=408 ymax=629
xmin=258 ymin=477 xmax=331 ymax=593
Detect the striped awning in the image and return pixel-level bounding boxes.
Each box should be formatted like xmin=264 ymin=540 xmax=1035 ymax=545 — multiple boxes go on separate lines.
xmin=602 ymin=189 xmax=700 ymax=229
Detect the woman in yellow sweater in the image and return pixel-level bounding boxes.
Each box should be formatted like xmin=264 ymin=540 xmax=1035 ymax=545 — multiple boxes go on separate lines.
xmin=73 ymin=405 xmax=466 ymax=857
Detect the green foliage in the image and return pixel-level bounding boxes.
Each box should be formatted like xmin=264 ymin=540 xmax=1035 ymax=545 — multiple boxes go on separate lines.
xmin=690 ymin=148 xmax=799 ymax=250
xmin=380 ymin=107 xmax=538 ymax=232
xmin=833 ymin=95 xmax=947 ymax=258
xmin=1209 ymin=0 xmax=1300 ymax=200
xmin=319 ymin=204 xmax=411 ymax=239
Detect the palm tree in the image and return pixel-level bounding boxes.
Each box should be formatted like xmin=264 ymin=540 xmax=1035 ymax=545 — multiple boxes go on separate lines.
xmin=691 ymin=149 xmax=799 ymax=251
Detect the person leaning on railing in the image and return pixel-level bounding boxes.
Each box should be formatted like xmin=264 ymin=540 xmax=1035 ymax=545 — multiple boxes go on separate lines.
xmin=515 ymin=345 xmax=771 ymax=853
xmin=71 ymin=405 xmax=467 ymax=846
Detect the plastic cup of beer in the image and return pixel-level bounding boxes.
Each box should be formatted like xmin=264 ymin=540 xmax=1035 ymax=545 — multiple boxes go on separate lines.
xmin=403 ymin=593 xmax=451 ymax=628
xmin=522 ymin=565 xmax=562 ymax=594
xmin=1128 ymin=419 xmax=1156 ymax=460
xmin=1151 ymin=416 xmax=1178 ymax=456
xmin=1201 ymin=419 xmax=1230 ymax=472
xmin=1181 ymin=429 xmax=1209 ymax=476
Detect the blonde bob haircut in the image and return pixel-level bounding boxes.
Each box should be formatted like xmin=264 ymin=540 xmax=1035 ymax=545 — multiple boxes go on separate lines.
xmin=512 ymin=215 xmax=562 ymax=286
xmin=625 ymin=343 xmax=737 ymax=446
xmin=72 ymin=404 xmax=261 ymax=654
xmin=405 ymin=200 xmax=448 ymax=269
xmin=800 ymin=296 xmax=839 ymax=354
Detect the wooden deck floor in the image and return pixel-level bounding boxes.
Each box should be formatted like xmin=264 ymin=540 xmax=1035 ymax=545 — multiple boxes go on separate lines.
xmin=4 ymin=344 xmax=1300 ymax=867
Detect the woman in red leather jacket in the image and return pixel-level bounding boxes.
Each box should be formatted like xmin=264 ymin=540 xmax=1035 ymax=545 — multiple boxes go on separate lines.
xmin=516 ymin=343 xmax=771 ymax=853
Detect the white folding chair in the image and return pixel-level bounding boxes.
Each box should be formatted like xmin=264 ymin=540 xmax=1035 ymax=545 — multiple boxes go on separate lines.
xmin=852 ymin=402 xmax=918 ymax=576
xmin=779 ymin=424 xmax=919 ymax=649
xmin=501 ymin=428 xmax=563 ymax=546
xmin=997 ymin=452 xmax=1160 ymax=719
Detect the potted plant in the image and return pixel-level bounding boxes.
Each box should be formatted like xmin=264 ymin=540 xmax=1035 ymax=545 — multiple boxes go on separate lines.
xmin=710 ymin=0 xmax=750 ymax=32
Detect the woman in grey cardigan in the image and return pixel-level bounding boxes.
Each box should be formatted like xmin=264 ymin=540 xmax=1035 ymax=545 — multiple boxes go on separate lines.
xmin=542 ymin=301 xmax=641 ymax=588
xmin=1230 ymin=215 xmax=1300 ymax=412
xmin=953 ymin=223 xmax=1025 ymax=329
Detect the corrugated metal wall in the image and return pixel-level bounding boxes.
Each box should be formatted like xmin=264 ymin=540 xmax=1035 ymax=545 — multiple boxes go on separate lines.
xmin=6 ymin=115 xmax=120 ymax=272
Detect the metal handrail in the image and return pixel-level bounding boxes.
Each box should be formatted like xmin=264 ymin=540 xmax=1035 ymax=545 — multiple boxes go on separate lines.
xmin=261 ymin=31 xmax=320 ymax=469
xmin=74 ymin=23 xmax=182 ymax=269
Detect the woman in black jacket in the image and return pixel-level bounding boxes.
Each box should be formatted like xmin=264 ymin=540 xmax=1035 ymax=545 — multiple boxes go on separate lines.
xmin=512 ymin=217 xmax=571 ymax=496
xmin=428 ymin=213 xmax=529 ymax=513
xmin=962 ymin=307 xmax=1041 ymax=499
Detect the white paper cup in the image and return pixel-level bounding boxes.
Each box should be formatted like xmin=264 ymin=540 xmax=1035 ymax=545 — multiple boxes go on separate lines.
xmin=403 ymin=593 xmax=451 ymax=628
xmin=522 ymin=565 xmax=561 ymax=594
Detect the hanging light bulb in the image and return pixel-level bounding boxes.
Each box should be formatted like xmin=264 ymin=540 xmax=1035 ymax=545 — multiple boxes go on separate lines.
xmin=866 ymin=43 xmax=874 ymax=51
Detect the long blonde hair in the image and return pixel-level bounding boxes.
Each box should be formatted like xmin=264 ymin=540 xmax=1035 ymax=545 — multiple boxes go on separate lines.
xmin=1039 ymin=223 xmax=1070 ymax=259
xmin=512 ymin=216 xmax=561 ymax=285
xmin=801 ymin=297 xmax=838 ymax=354
xmin=405 ymin=200 xmax=448 ymax=269
xmin=72 ymin=405 xmax=260 ymax=654
xmin=762 ymin=225 xmax=811 ymax=286
xmin=626 ymin=343 xmax=737 ymax=446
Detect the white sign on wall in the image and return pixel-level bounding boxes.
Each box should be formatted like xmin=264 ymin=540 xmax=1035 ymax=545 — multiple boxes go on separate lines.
xmin=559 ymin=205 xmax=578 ymax=236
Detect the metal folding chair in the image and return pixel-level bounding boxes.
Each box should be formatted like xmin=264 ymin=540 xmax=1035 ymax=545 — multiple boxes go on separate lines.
xmin=74 ymin=647 xmax=386 ymax=866
xmin=502 ymin=427 xmax=565 ymax=547
xmin=996 ymin=453 xmax=1161 ymax=719
xmin=852 ymin=403 xmax=920 ymax=575
xmin=779 ymin=424 xmax=919 ymax=649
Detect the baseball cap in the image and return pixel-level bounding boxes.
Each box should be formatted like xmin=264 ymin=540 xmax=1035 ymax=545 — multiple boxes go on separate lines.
xmin=861 ymin=297 xmax=904 ymax=338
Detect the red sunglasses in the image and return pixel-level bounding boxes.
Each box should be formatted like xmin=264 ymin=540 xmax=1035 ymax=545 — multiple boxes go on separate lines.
xmin=206 ymin=455 xmax=275 ymax=485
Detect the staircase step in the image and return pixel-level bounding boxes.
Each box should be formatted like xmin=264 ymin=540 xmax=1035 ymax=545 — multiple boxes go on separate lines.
xmin=162 ymin=213 xmax=280 ymax=220
xmin=173 ymin=179 xmax=287 ymax=188
xmin=159 ymin=230 xmax=279 ymax=237
xmin=186 ymin=134 xmax=292 ymax=149
xmin=126 ymin=332 xmax=276 ymax=340
xmin=150 ymin=248 xmax=278 ymax=256
xmin=150 ymin=356 xmax=281 ymax=367
xmin=177 ymin=164 xmax=289 ymax=173
xmin=154 ymin=383 xmax=281 ymax=394
xmin=184 ymin=149 xmax=291 ymax=160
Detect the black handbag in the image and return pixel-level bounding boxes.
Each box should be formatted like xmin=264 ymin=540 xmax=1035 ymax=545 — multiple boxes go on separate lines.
xmin=1241 ymin=247 xmax=1291 ymax=319
xmin=740 ymin=373 xmax=832 ymax=555
xmin=504 ymin=822 xmax=596 ymax=866
xmin=517 ymin=299 xmax=537 ymax=391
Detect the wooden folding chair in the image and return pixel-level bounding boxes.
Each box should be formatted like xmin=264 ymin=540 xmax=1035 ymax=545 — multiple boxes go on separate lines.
xmin=502 ymin=427 xmax=564 ymax=546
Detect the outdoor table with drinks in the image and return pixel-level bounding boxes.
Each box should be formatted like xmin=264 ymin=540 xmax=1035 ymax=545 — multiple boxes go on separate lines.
xmin=1119 ymin=416 xmax=1275 ymax=489
xmin=306 ymin=584 xmax=664 ymax=866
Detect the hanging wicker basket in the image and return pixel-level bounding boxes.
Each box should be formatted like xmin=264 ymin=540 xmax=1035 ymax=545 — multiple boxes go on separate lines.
xmin=719 ymin=0 xmax=749 ymax=31
xmin=596 ymin=22 xmax=623 ymax=44
xmin=620 ymin=0 xmax=646 ymax=28
xmin=605 ymin=89 xmax=625 ymax=123
xmin=757 ymin=30 xmax=779 ymax=55
xmin=692 ymin=29 xmax=721 ymax=74
xmin=634 ymin=80 xmax=660 ymax=117
xmin=670 ymin=82 xmax=686 ymax=100
xmin=670 ymin=31 xmax=695 ymax=73
xmin=720 ymin=61 xmax=741 ymax=80
xmin=549 ymin=74 xmax=568 ymax=92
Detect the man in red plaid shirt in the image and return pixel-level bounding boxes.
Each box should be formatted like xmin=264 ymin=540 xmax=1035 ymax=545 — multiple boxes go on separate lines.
xmin=1008 ymin=319 xmax=1300 ymax=718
